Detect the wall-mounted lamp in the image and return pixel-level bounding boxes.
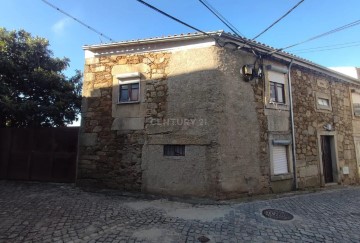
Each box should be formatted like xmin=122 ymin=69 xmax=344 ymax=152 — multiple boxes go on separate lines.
xmin=241 ymin=64 xmax=262 ymax=82
xmin=323 ymin=123 xmax=332 ymax=131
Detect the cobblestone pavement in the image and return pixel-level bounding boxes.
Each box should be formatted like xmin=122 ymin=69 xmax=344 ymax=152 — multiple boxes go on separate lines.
xmin=1 ymin=181 xmax=360 ymax=243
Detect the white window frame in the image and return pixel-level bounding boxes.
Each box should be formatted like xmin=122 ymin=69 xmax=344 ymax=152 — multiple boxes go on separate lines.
xmin=269 ymin=136 xmax=293 ymax=181
xmin=316 ymin=92 xmax=332 ymax=111
xmin=116 ymin=72 xmax=141 ymax=104
xmin=272 ymin=145 xmax=289 ymax=175
xmin=268 ymin=70 xmax=286 ymax=104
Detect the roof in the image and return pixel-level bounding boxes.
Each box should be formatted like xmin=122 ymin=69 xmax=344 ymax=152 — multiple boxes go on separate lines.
xmin=83 ymin=31 xmax=359 ymax=84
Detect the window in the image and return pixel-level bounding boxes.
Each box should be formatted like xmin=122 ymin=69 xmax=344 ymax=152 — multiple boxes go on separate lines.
xmin=268 ymin=70 xmax=286 ymax=104
xmin=316 ymin=93 xmax=332 ymax=111
xmin=163 ymin=145 xmax=185 ymax=156
xmin=116 ymin=72 xmax=140 ymax=104
xmin=119 ymin=83 xmax=139 ymax=102
xmin=272 ymin=145 xmax=289 ymax=175
xmin=352 ymin=91 xmax=360 ymax=117
xmin=317 ymin=98 xmax=330 ymax=107
xmin=270 ymin=82 xmax=285 ymax=103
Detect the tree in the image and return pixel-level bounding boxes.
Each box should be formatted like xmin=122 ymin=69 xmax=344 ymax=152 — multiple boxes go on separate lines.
xmin=0 ymin=28 xmax=82 ymax=127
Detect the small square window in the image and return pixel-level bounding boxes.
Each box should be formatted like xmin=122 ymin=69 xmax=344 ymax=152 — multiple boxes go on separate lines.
xmin=316 ymin=93 xmax=332 ymax=111
xmin=116 ymin=72 xmax=141 ymax=104
xmin=119 ymin=83 xmax=139 ymax=103
xmin=163 ymin=145 xmax=185 ymax=156
xmin=317 ymin=98 xmax=330 ymax=107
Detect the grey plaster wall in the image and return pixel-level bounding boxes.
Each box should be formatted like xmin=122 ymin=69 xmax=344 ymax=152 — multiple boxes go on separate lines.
xmin=142 ymin=47 xmax=222 ymax=197
xmin=215 ymin=49 xmax=264 ymax=196
xmin=141 ymin=145 xmax=208 ymax=197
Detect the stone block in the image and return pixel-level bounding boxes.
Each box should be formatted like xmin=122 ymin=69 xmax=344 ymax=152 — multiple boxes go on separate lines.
xmin=94 ymin=66 xmax=105 ymax=72
xmin=85 ymin=57 xmax=99 ymax=65
xmin=89 ymin=89 xmax=101 ymax=97
xmin=80 ymin=133 xmax=98 ymax=146
xmin=111 ymin=118 xmax=144 ymax=130
xmin=344 ymin=150 xmax=352 ymax=160
xmin=84 ymin=73 xmax=95 ymax=82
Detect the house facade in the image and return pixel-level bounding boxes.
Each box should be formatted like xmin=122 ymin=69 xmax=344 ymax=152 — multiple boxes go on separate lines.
xmin=78 ymin=31 xmax=360 ymax=199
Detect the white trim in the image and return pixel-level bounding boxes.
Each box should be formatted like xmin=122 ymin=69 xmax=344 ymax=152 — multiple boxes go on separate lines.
xmin=116 ymin=72 xmax=140 ymax=79
xmin=117 ymin=73 xmax=141 ymax=104
xmin=85 ymin=38 xmax=216 ymax=57
xmin=273 ymin=145 xmax=289 ymax=175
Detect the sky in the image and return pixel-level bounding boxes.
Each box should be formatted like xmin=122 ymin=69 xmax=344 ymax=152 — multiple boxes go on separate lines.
xmin=1 ymin=0 xmax=360 ymax=79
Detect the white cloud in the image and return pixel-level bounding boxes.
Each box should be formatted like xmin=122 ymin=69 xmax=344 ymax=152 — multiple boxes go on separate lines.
xmin=51 ymin=17 xmax=71 ymax=35
xmin=328 ymin=67 xmax=358 ymax=79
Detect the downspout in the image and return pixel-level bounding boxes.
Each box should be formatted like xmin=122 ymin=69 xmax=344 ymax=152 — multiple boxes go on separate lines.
xmin=288 ymin=59 xmax=298 ymax=190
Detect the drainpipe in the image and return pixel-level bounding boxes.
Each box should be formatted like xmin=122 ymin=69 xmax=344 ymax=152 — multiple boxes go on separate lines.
xmin=288 ymin=59 xmax=298 ymax=190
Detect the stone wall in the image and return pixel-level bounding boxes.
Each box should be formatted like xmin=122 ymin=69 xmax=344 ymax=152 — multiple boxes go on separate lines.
xmin=291 ymin=67 xmax=359 ymax=187
xmin=78 ymin=41 xmax=360 ymax=198
xmin=78 ymin=52 xmax=172 ymax=190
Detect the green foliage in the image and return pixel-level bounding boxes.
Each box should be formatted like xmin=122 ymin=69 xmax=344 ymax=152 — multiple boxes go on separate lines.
xmin=0 ymin=28 xmax=82 ymax=127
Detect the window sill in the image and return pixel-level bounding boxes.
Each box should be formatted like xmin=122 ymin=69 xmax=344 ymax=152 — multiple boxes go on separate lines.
xmin=117 ymin=101 xmax=141 ymax=105
xmin=266 ymin=103 xmax=289 ymax=111
xmin=271 ymin=173 xmax=293 ymax=182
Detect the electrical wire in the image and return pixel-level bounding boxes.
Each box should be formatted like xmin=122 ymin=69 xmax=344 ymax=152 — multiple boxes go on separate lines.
xmin=292 ymin=43 xmax=360 ymax=54
xmin=41 ymin=0 xmax=115 ymax=42
xmin=197 ymin=0 xmax=258 ymax=56
xmin=252 ymin=0 xmax=305 ymax=40
xmin=291 ymin=40 xmax=360 ymax=52
xmin=270 ymin=19 xmax=360 ymax=55
xmin=136 ymin=0 xmax=211 ymax=37
xmin=198 ymin=0 xmax=244 ymax=37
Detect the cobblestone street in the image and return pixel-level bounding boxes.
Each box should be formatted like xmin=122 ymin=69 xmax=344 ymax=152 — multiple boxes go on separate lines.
xmin=1 ymin=181 xmax=360 ymax=243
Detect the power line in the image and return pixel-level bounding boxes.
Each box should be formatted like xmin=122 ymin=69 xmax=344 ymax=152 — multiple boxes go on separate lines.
xmin=270 ymin=19 xmax=360 ymax=55
xmin=252 ymin=0 xmax=305 ymax=40
xmin=291 ymin=40 xmax=360 ymax=52
xmin=136 ymin=0 xmax=211 ymax=37
xmin=198 ymin=0 xmax=244 ymax=37
xmin=41 ymin=0 xmax=115 ymax=42
xmin=292 ymin=43 xmax=360 ymax=54
xmin=197 ymin=0 xmax=259 ymax=55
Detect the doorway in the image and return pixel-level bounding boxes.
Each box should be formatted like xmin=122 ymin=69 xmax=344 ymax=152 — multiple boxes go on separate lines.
xmin=320 ymin=135 xmax=336 ymax=184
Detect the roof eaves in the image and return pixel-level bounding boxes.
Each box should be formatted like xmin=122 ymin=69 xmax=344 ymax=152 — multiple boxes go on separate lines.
xmin=218 ymin=32 xmax=360 ymax=84
xmin=82 ymin=30 xmax=224 ymax=50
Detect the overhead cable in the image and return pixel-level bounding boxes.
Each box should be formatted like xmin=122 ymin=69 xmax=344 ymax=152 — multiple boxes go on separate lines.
xmin=198 ymin=0 xmax=244 ymax=37
xmin=252 ymin=0 xmax=305 ymax=40
xmin=292 ymin=42 xmax=360 ymax=54
xmin=41 ymin=0 xmax=115 ymax=42
xmin=198 ymin=0 xmax=258 ymax=55
xmin=270 ymin=19 xmax=360 ymax=55
xmin=136 ymin=0 xmax=211 ymax=37
xmin=291 ymin=40 xmax=360 ymax=52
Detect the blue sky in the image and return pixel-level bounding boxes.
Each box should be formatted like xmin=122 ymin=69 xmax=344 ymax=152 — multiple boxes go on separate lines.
xmin=1 ymin=0 xmax=360 ymax=79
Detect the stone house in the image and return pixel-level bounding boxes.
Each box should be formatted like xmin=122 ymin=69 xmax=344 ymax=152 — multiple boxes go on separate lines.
xmin=78 ymin=31 xmax=360 ymax=199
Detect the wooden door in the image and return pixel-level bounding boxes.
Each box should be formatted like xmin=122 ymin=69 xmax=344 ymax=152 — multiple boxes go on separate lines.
xmin=321 ymin=136 xmax=334 ymax=183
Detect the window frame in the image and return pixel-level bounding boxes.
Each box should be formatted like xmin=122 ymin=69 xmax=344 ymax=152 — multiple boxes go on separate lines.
xmin=265 ymin=66 xmax=289 ymax=110
xmin=269 ymin=135 xmax=293 ymax=181
xmin=116 ymin=72 xmax=141 ymax=104
xmin=315 ymin=92 xmax=332 ymax=111
xmin=163 ymin=145 xmax=185 ymax=156
xmin=270 ymin=81 xmax=285 ymax=104
xmin=351 ymin=89 xmax=360 ymax=118
xmin=272 ymin=145 xmax=289 ymax=175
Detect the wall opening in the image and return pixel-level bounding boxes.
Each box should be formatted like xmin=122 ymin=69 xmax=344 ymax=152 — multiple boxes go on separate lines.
xmin=320 ymin=135 xmax=338 ymax=184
